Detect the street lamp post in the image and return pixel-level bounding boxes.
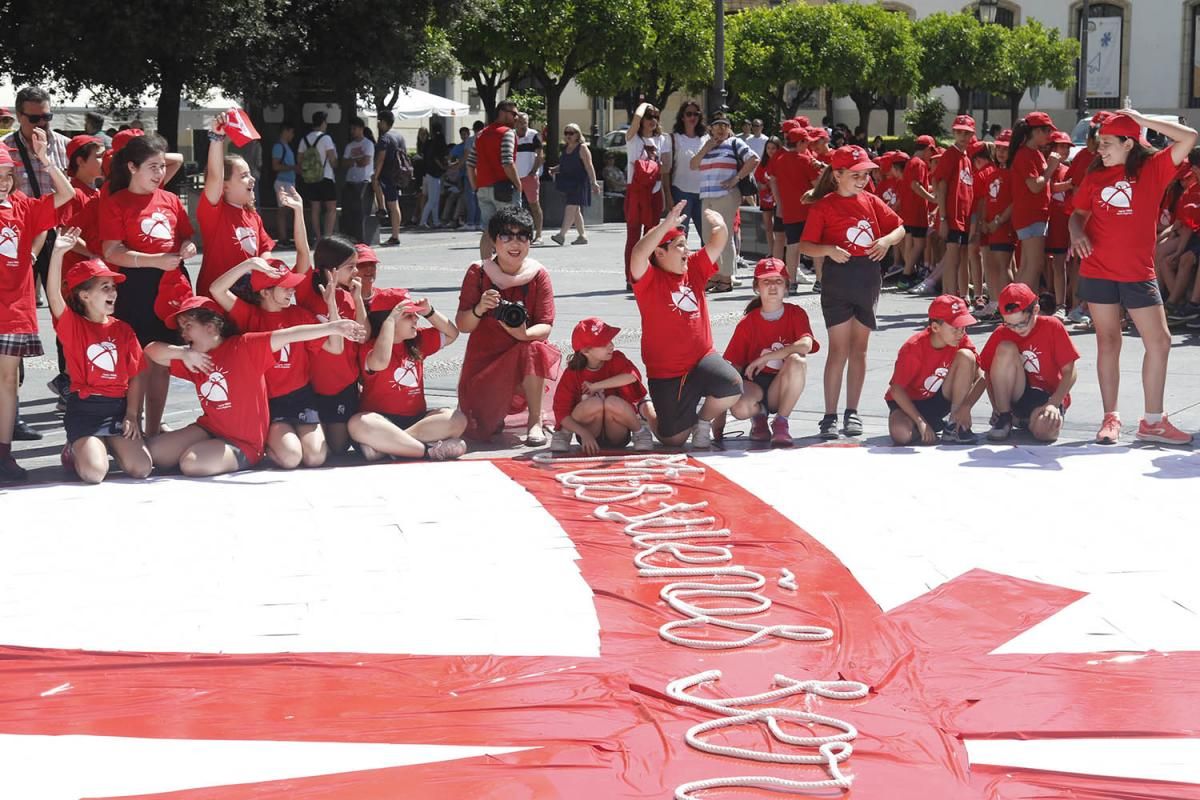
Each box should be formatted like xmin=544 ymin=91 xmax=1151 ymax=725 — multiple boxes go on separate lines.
xmin=979 ymin=0 xmax=998 ymax=133
xmin=1078 ymin=0 xmax=1091 ymax=119
xmin=710 ymin=0 xmax=726 ymax=116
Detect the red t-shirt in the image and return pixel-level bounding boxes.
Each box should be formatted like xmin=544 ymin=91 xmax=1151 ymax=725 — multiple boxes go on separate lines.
xmin=886 ymin=328 xmax=977 ymax=402
xmin=59 ymin=180 xmax=102 ymax=271
xmin=226 ymin=299 xmax=321 ymax=398
xmin=98 ymin=188 xmax=194 ymax=256
xmin=53 ymin=309 xmax=144 ymax=399
xmin=931 ymin=146 xmax=973 ymax=231
xmin=801 ymin=191 xmax=902 ymax=256
xmin=982 ymin=166 xmax=1016 ymax=245
xmin=971 ymin=165 xmax=992 ymax=215
xmin=1047 ymin=163 xmax=1072 ymax=250
xmin=196 ymin=195 xmax=275 ymax=298
xmin=755 ymin=161 xmax=774 ymax=209
xmin=1010 ymin=146 xmax=1050 ymax=230
xmin=294 ymin=278 xmax=361 ymax=395
xmin=1176 ymin=201 xmax=1200 ymax=232
xmin=0 ymin=193 xmax=57 ymax=334
xmin=1071 ymin=148 xmax=1178 ymax=282
xmin=359 ymin=327 xmax=443 ymax=417
xmin=979 ymin=315 xmax=1079 ymax=407
xmin=1066 ymin=148 xmax=1095 ymax=188
xmin=723 ymin=304 xmax=820 ymax=374
xmin=552 ymin=350 xmax=646 ymax=426
xmin=632 ymin=249 xmax=717 ymax=379
xmin=899 ymin=156 xmax=932 ymax=227
xmin=767 ymin=150 xmax=820 ymax=224
xmin=876 ymin=176 xmax=900 ymax=212
xmin=169 ymin=332 xmax=275 ymax=463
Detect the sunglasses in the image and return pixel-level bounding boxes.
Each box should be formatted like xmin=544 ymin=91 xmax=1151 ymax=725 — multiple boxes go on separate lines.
xmin=645 ymin=115 xmax=659 ymax=121
xmin=496 ymin=231 xmax=532 ymax=243
xmin=22 ymin=111 xmax=53 ymax=123
xmin=564 ymin=130 xmax=578 ymax=136
xmin=684 ymin=111 xmax=701 ymax=118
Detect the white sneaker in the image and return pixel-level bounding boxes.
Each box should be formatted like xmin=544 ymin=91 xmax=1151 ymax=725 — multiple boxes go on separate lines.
xmin=550 ymin=428 xmax=573 ymax=453
xmin=632 ymin=424 xmax=655 ymax=451
xmin=731 ymin=275 xmax=743 ymax=287
xmin=794 ymin=271 xmax=814 ymax=284
xmin=427 ymin=438 xmax=467 ymax=461
xmin=691 ymin=419 xmax=713 ymax=449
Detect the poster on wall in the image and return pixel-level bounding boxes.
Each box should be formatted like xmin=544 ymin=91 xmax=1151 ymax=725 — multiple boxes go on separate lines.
xmin=1086 ymin=15 xmax=1122 ymax=98
xmin=1193 ymin=13 xmax=1200 ymax=102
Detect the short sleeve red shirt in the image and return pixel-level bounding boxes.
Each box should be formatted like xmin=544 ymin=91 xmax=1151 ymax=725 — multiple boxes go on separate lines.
xmin=979 ymin=315 xmax=1079 ymax=407
xmin=1009 ymin=146 xmax=1051 ymax=230
xmin=169 ymin=332 xmax=276 ymax=463
xmin=53 ymin=309 xmax=144 ymax=398
xmin=0 ymin=192 xmax=57 ymax=334
xmin=1071 ymin=148 xmax=1178 ymax=281
xmin=723 ymin=304 xmax=820 ymax=373
xmin=59 ymin=180 xmax=102 ymax=271
xmin=552 ymin=350 xmax=646 ymax=426
xmin=801 ymin=191 xmax=902 ymax=256
xmin=226 ymin=299 xmax=321 ymax=398
xmin=98 ymin=188 xmax=194 ymax=255
xmin=196 ymin=195 xmax=275 ymax=298
xmin=359 ymin=327 xmax=443 ymax=416
xmin=767 ymin=150 xmax=820 ymax=224
xmin=1066 ymin=148 xmax=1095 ymax=188
xmin=885 ymin=328 xmax=977 ymax=402
xmin=876 ymin=176 xmax=901 ymax=212
xmin=633 ymin=249 xmax=718 ymax=379
xmin=982 ymin=166 xmax=1016 ymax=242
xmin=899 ymin=156 xmax=932 ymax=227
xmin=932 ymin=146 xmax=974 ymax=230
xmin=294 ymin=279 xmax=361 ymax=395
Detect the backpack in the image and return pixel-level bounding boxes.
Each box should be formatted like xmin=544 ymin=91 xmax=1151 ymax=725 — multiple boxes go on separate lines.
xmin=299 ymin=132 xmax=328 ymax=183
xmin=384 ymin=134 xmax=413 ymax=189
xmin=630 ymin=139 xmax=661 ymax=190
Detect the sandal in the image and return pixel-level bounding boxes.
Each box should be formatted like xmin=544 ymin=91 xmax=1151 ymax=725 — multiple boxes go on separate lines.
xmin=705 ymin=280 xmax=733 ymax=294
xmin=525 ymin=427 xmax=548 ymax=447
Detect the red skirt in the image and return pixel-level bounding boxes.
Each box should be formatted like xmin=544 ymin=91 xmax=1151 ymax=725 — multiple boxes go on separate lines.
xmin=458 ymin=326 xmax=562 ymax=441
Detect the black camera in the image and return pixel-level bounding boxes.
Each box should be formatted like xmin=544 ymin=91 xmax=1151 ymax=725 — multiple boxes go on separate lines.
xmin=492 ymin=299 xmax=528 ymax=328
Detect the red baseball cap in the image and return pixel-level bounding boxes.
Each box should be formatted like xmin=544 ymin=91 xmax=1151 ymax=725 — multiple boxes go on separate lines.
xmin=793 ymin=116 xmax=811 ymax=128
xmin=996 ymin=129 xmax=1013 ymax=144
xmin=111 ymin=128 xmax=144 ymax=155
xmin=830 ymin=145 xmax=877 ymax=172
xmin=249 ymin=260 xmax=306 ymax=292
xmin=1023 ymin=111 xmax=1057 ymax=131
xmin=998 ymin=282 xmax=1038 ymax=313
xmin=65 ymin=259 xmax=125 ymax=292
xmin=658 ymin=227 xmax=686 ymax=248
xmin=1090 ymin=111 xmax=1115 ymax=126
xmin=0 ymin=107 xmax=12 ymax=119
xmin=155 ymin=270 xmax=194 ymax=329
xmin=66 ymin=135 xmax=103 ymax=164
xmin=1049 ymin=130 xmax=1072 ymax=146
xmin=915 ymin=135 xmax=937 ymax=149
xmin=354 ymin=243 xmax=380 ymax=265
xmin=952 ymin=115 xmax=977 ymax=132
xmin=806 ymin=127 xmax=829 ymax=142
xmin=368 ymin=287 xmax=419 ymax=315
xmin=171 ymin=294 xmax=224 ymax=323
xmin=0 ymin=147 xmax=14 ymax=170
xmin=1099 ymin=113 xmax=1146 ymax=144
xmin=888 ymin=150 xmax=910 ymax=162
xmin=968 ymin=140 xmax=990 ymax=159
xmin=753 ymin=257 xmax=787 ymax=280
xmin=929 ymin=294 xmax=976 ymax=327
xmin=571 ymin=316 xmax=620 ymax=351
xmin=781 ymin=120 xmax=806 ymax=144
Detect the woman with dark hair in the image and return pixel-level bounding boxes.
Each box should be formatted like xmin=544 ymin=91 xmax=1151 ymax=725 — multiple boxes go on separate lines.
xmin=455 ymin=206 xmax=560 ymax=445
xmin=670 ymin=100 xmax=707 ymax=241
xmin=419 ymin=122 xmax=447 ymax=229
xmin=623 ymin=102 xmax=672 ymax=285
xmin=1069 ymin=109 xmax=1197 ymax=445
xmin=1008 ymin=113 xmax=1061 ymax=289
xmin=99 ymin=133 xmax=198 ymax=437
xmin=757 ymin=136 xmax=784 ymax=259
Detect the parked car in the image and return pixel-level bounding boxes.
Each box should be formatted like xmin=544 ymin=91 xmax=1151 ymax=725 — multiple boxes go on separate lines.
xmin=1069 ymin=113 xmax=1182 ymax=160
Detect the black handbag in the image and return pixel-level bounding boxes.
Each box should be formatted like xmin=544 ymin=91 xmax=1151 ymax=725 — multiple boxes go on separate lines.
xmin=732 ymin=139 xmax=757 ymax=197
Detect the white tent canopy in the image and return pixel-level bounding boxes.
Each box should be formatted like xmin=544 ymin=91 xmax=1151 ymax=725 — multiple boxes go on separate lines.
xmin=382 ymin=86 xmax=469 ymax=120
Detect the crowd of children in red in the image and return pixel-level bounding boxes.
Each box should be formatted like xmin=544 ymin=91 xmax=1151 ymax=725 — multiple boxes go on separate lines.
xmin=0 ymin=109 xmax=1193 ymax=484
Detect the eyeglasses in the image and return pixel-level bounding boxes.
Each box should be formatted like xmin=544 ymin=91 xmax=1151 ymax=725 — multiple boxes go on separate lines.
xmin=496 ymin=231 xmax=532 ymax=243
xmin=1002 ymin=308 xmax=1034 ymax=329
xmin=563 ymin=130 xmax=578 ymax=137
xmin=21 ymin=111 xmax=53 ymax=123
xmin=645 ymin=115 xmax=658 ymax=121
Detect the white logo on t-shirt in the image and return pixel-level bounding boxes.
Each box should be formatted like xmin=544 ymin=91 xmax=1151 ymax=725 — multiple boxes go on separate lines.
xmin=0 ymin=225 xmax=18 ymax=260
xmin=234 ymin=226 xmax=258 ymax=255
xmin=140 ymin=211 xmax=174 ymax=241
xmin=923 ymin=366 xmax=949 ymax=395
xmin=960 ymin=166 xmax=974 ymax=186
xmin=989 ymin=178 xmax=1001 ymax=200
xmin=882 ymin=188 xmax=898 ymax=207
xmin=670 ymin=285 xmax=699 ymax=314
xmin=392 ymin=359 xmax=420 ymax=390
xmin=1100 ymin=181 xmax=1133 ymax=209
xmin=845 ymin=220 xmax=875 ymax=248
xmin=759 ymin=341 xmax=786 ymax=372
xmin=1021 ymin=348 xmax=1040 ymax=374
xmin=199 ymin=370 xmax=229 ymax=403
xmin=276 ymin=344 xmax=290 ymax=364
xmin=85 ymin=341 xmax=118 ymax=373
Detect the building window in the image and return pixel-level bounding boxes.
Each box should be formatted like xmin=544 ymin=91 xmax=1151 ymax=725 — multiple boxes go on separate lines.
xmin=1073 ymin=2 xmax=1126 ymax=110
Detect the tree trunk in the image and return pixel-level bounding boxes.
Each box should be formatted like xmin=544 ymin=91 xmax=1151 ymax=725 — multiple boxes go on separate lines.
xmin=954 ymin=87 xmax=970 ymax=116
xmin=851 ymin=93 xmax=874 ymax=137
xmin=883 ymin=102 xmax=897 ymax=136
xmin=1008 ymin=92 xmax=1022 ymax=124
xmin=470 ymin=71 xmax=503 ymax=120
xmin=543 ymin=80 xmax=568 ymax=164
xmin=156 ymin=74 xmax=182 ymax=153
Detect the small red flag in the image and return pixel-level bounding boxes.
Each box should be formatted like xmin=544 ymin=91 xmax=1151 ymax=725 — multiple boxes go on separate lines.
xmin=224 ymin=108 xmax=261 ymax=147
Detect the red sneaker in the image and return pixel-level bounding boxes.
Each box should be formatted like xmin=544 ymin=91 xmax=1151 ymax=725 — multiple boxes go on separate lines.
xmin=60 ymin=444 xmax=76 ymax=475
xmin=771 ymin=415 xmax=793 ymax=447
xmin=1136 ymin=415 xmax=1193 ymax=446
xmin=1095 ymin=413 xmax=1121 ymax=445
xmin=749 ymin=414 xmax=771 ymax=442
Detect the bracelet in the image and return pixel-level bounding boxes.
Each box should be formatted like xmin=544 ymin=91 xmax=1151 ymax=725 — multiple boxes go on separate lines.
xmin=207 ymin=131 xmax=226 ymax=142
xmin=471 ymin=307 xmax=484 ymax=319
xmin=421 ymin=305 xmax=436 ymax=319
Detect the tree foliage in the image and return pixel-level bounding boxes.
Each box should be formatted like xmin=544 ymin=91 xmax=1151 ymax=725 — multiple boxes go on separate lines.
xmin=833 ymin=4 xmax=923 ymax=135
xmin=914 ymin=11 xmax=1000 ymax=115
xmin=985 ymin=20 xmax=1080 ymax=119
xmin=447 ymin=0 xmax=525 ymax=120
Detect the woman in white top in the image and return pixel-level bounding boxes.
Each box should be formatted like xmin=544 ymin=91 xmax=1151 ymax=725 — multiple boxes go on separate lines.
xmin=669 ymin=100 xmax=708 ymax=244
xmin=623 ymin=102 xmax=672 ymax=286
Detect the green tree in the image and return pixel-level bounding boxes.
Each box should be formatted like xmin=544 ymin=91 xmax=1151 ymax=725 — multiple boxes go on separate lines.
xmin=447 ymin=0 xmax=525 ymax=120
xmin=834 ymin=4 xmax=922 ymax=136
xmin=728 ymin=3 xmax=850 ymax=125
xmin=577 ymin=0 xmax=714 ymax=121
xmin=914 ymin=11 xmax=1000 ymax=116
xmin=905 ymin=93 xmax=948 ymax=139
xmin=986 ymin=20 xmax=1080 ymax=121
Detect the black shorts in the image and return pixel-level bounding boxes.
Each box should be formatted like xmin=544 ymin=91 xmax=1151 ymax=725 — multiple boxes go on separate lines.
xmin=783 ymin=221 xmax=805 ymax=245
xmin=1013 ymin=387 xmax=1057 ymax=420
xmin=945 ymin=228 xmax=969 ymax=246
xmin=1046 ymin=246 xmax=1068 ymax=255
xmin=773 ymin=215 xmax=784 ymax=231
xmin=989 ymin=242 xmax=1015 ymax=253
xmin=751 ymin=371 xmax=778 ymax=413
xmin=886 ymin=394 xmax=951 ymax=431
xmin=64 ymin=393 xmax=127 ymax=443
xmin=300 ymin=178 xmax=337 ymax=203
xmin=820 ymin=256 xmax=882 ymax=329
xmin=1076 ymin=276 xmax=1162 ymax=309
xmin=268 ymin=384 xmax=321 ymax=425
xmin=315 ymin=382 xmax=360 ymax=424
xmin=648 ymin=353 xmax=742 ymax=439
xmin=904 ymin=225 xmax=928 ymax=238
xmin=114 ymin=268 xmax=185 ymax=347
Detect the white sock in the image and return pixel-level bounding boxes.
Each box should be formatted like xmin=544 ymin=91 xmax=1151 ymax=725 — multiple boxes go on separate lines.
xmin=1144 ymin=412 xmax=1163 ymax=424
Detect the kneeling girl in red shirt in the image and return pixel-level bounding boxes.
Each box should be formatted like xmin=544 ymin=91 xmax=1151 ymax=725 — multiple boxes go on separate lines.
xmin=347 ymin=289 xmax=467 ymax=461
xmin=550 ymin=317 xmax=656 ymax=454
xmin=145 ymin=297 xmax=364 ymax=476
xmin=716 ymin=258 xmax=818 ymax=447
xmin=46 ymin=228 xmax=152 ymax=483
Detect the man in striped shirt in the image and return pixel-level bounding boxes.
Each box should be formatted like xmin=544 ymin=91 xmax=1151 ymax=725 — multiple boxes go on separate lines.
xmin=467 ymin=100 xmax=523 ymax=261
xmin=691 ymin=113 xmax=758 ymax=291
